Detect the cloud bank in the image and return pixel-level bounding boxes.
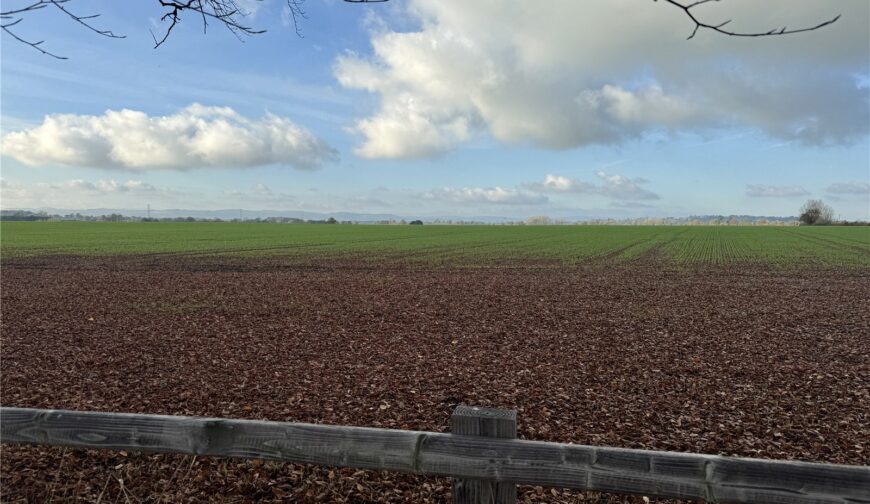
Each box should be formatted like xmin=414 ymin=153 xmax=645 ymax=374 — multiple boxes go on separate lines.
xmin=527 ymin=171 xmax=660 ymax=200
xmin=826 ymin=181 xmax=870 ymax=195
xmin=0 ymin=177 xmax=185 ymax=209
xmin=335 ymin=0 xmax=869 ymax=158
xmin=1 ymin=104 xmax=337 ymax=170
xmin=423 ymin=170 xmax=660 ymax=206
xmin=423 ymin=186 xmax=546 ymax=205
xmin=745 ymin=184 xmax=810 ymax=198
xmin=62 ymin=179 xmax=158 ymax=193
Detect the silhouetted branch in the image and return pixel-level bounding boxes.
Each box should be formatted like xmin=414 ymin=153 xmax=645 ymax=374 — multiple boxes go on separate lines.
xmin=281 ymin=0 xmax=387 ymax=37
xmin=656 ymin=0 xmax=840 ymax=39
xmin=284 ymin=0 xmax=307 ymax=37
xmin=151 ymin=0 xmax=386 ymax=45
xmin=50 ymin=0 xmax=123 ymax=38
xmin=1 ymin=0 xmax=123 ymax=59
xmin=1 ymin=17 xmax=67 ymax=59
xmin=1 ymin=0 xmax=843 ymax=60
xmin=151 ymin=0 xmax=265 ymax=48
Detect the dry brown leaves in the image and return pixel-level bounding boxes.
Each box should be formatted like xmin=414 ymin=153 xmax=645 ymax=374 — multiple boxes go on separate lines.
xmin=1 ymin=255 xmax=868 ymax=503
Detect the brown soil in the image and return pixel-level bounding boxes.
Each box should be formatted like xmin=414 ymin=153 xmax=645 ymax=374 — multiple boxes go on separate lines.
xmin=1 ymin=255 xmax=868 ymax=503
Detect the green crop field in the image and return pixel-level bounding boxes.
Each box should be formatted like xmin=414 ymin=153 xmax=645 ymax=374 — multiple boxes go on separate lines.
xmin=1 ymin=221 xmax=868 ymax=267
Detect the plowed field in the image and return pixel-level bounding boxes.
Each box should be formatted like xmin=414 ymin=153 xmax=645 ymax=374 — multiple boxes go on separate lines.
xmin=1 ymin=253 xmax=869 ymax=503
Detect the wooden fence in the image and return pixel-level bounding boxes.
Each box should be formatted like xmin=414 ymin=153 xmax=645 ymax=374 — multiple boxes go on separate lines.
xmin=2 ymin=405 xmax=868 ymax=504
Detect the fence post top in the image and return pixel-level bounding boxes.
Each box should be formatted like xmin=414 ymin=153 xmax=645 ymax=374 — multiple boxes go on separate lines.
xmin=452 ymin=405 xmax=517 ymax=421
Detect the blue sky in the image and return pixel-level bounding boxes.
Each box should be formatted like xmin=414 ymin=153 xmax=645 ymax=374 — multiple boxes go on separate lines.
xmin=1 ymin=0 xmax=868 ymax=219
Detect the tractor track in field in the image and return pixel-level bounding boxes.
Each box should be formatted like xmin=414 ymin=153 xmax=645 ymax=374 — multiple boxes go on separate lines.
xmin=770 ymin=227 xmax=870 ymax=256
xmin=1 ymin=255 xmax=869 ymax=503
xmin=617 ymin=227 xmax=693 ymax=266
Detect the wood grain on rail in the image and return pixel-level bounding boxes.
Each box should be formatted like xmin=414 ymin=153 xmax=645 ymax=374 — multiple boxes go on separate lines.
xmin=2 ymin=407 xmax=868 ymax=504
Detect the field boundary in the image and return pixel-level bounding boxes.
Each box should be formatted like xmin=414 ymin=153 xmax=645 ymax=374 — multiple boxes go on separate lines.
xmin=3 ymin=406 xmax=869 ymax=504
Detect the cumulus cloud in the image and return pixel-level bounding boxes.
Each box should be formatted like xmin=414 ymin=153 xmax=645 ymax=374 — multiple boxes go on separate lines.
xmin=745 ymin=184 xmax=810 ymax=197
xmin=423 ymin=186 xmax=547 ymax=205
xmin=1 ymin=104 xmax=337 ymax=170
xmin=593 ymin=171 xmax=660 ymax=200
xmin=826 ymin=181 xmax=870 ymax=195
xmin=425 ymin=170 xmax=659 ymax=207
xmin=528 ymin=174 xmax=596 ymax=193
xmin=335 ymin=0 xmax=869 ymax=158
xmin=526 ymin=171 xmax=660 ymax=200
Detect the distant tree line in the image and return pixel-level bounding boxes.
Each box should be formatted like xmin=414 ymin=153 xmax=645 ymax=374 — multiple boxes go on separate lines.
xmin=520 ymin=215 xmax=805 ymax=226
xmin=0 ymin=210 xmax=52 ymax=221
xmin=0 ymin=210 xmax=428 ymax=225
xmin=2 ymin=208 xmax=865 ymax=225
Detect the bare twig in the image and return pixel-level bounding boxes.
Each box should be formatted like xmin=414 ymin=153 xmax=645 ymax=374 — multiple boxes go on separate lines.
xmin=150 ymin=0 xmax=387 ymax=44
xmin=1 ymin=1 xmax=49 ymax=17
xmin=151 ymin=0 xmax=265 ymax=48
xmin=1 ymin=0 xmax=124 ymax=59
xmin=285 ymin=0 xmax=386 ymax=36
xmin=1 ymin=18 xmax=67 ymax=59
xmin=655 ymin=0 xmax=840 ymax=39
xmin=2 ymin=0 xmax=841 ymax=60
xmin=285 ymin=0 xmax=307 ymax=37
xmin=50 ymin=0 xmax=124 ymax=38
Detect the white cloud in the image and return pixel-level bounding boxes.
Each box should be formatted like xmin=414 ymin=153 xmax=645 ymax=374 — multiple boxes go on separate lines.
xmin=57 ymin=179 xmax=159 ymax=193
xmin=235 ymin=0 xmax=264 ymax=17
xmin=1 ymin=178 xmax=183 ymax=209
xmin=826 ymin=181 xmax=870 ymax=195
xmin=423 ymin=186 xmax=547 ymax=205
xmin=0 ymin=178 xmax=29 ymax=201
xmin=593 ymin=170 xmax=660 ymax=200
xmin=526 ymin=171 xmax=660 ymax=200
xmin=531 ymin=174 xmax=596 ymax=193
xmin=1 ymin=104 xmax=337 ymax=170
xmin=424 ymin=170 xmax=659 ymax=206
xmin=335 ymin=0 xmax=869 ymax=158
xmin=254 ymin=183 xmax=274 ymax=196
xmin=746 ymin=184 xmax=810 ymax=197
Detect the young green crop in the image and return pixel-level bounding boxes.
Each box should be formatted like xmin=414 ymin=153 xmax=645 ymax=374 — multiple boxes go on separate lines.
xmin=1 ymin=222 xmax=868 ymax=268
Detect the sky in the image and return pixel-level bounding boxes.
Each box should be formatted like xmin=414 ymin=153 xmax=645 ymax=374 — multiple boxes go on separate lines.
xmin=1 ymin=0 xmax=868 ymax=220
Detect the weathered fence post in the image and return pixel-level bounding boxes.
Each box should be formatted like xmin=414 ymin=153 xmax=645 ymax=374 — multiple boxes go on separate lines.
xmin=451 ymin=405 xmax=517 ymax=504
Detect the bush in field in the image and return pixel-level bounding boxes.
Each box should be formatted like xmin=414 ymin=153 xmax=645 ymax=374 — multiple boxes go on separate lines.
xmin=799 ymin=200 xmax=834 ymax=226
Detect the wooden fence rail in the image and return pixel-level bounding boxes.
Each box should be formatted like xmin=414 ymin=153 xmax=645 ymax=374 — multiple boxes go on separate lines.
xmin=2 ymin=406 xmax=869 ymax=504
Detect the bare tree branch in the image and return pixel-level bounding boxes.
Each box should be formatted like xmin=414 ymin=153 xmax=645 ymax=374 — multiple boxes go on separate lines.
xmin=1 ymin=0 xmax=843 ymax=60
xmin=655 ymin=0 xmax=840 ymax=40
xmin=1 ymin=1 xmax=49 ymax=17
xmin=151 ymin=0 xmax=268 ymax=48
xmin=50 ymin=0 xmax=124 ymax=39
xmin=1 ymin=17 xmax=67 ymax=59
xmin=150 ymin=0 xmax=388 ymax=44
xmin=272 ymin=0 xmax=388 ymax=38
xmin=284 ymin=0 xmax=307 ymax=37
xmin=1 ymin=0 xmax=124 ymax=59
